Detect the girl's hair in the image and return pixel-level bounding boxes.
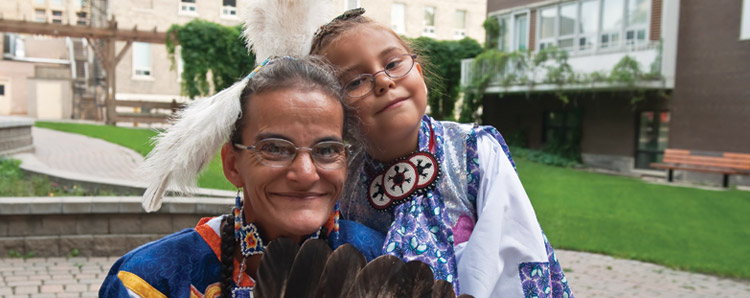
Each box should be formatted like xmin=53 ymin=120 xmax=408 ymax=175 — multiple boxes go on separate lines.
xmin=221 ymin=57 xmax=361 ymax=295
xmin=310 ymin=13 xmax=440 ymax=103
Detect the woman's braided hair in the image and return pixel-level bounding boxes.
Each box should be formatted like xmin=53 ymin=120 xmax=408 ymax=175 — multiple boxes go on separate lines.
xmin=220 ymin=215 xmax=236 ymax=298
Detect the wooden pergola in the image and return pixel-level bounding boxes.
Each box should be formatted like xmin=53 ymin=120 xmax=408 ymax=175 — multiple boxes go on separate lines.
xmin=0 ymin=17 xmax=167 ymax=125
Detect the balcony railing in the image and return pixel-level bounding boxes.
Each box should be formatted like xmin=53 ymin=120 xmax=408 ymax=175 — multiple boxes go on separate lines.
xmin=460 ymin=41 xmax=668 ymax=93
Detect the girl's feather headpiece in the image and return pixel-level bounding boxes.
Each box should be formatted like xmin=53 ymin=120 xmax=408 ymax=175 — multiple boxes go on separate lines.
xmin=140 ymin=0 xmax=333 ymax=212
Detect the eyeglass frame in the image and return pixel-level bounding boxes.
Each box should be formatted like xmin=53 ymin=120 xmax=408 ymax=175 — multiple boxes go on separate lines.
xmin=343 ymin=53 xmax=418 ymax=99
xmin=233 ymin=138 xmax=351 ymax=170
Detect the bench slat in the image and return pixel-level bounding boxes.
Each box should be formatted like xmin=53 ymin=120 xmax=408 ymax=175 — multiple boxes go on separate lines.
xmin=662 ymin=157 xmax=750 ymax=170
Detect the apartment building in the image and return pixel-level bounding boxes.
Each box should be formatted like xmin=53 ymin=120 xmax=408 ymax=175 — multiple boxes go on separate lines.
xmin=346 ymin=0 xmax=486 ymax=42
xmin=2 ymin=0 xmax=488 ymax=121
xmin=462 ymin=0 xmax=750 ymax=186
xmin=0 ymin=0 xmax=90 ymax=118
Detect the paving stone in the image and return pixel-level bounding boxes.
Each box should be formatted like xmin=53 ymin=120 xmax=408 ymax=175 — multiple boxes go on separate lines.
xmin=7 ymin=280 xmax=42 ymax=287
xmin=13 ymin=285 xmax=39 ymax=294
xmin=39 ymin=284 xmax=63 ymax=294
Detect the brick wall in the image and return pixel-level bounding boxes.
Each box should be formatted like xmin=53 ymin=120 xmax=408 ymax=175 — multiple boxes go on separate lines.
xmin=0 ymin=197 xmax=232 ymax=257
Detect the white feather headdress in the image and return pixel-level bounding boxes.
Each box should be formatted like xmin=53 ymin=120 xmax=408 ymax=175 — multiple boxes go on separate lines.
xmin=140 ymin=0 xmax=334 ymax=212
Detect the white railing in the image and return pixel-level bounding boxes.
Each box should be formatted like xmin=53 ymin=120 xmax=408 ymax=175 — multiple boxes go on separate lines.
xmin=461 ymin=42 xmax=666 ymax=92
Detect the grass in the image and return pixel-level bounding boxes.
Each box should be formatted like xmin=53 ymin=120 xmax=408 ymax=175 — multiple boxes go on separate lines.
xmin=33 ymin=121 xmax=750 ymax=279
xmin=518 ymin=159 xmax=750 ymax=279
xmin=34 ymin=121 xmax=234 ymax=190
xmin=0 ymin=157 xmax=109 ymax=196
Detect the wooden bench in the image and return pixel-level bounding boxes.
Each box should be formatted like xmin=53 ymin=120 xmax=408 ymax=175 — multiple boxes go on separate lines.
xmin=115 ymin=99 xmax=185 ymax=124
xmin=650 ymin=149 xmax=750 ymax=187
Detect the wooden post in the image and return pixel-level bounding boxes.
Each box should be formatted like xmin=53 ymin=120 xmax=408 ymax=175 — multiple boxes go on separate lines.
xmin=105 ymin=37 xmax=117 ymax=125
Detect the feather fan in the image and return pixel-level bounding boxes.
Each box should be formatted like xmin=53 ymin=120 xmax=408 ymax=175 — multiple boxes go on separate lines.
xmin=243 ymin=0 xmax=335 ymax=63
xmin=254 ymin=239 xmax=474 ymax=298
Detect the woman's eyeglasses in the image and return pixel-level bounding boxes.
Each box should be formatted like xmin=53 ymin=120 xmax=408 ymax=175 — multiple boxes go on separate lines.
xmin=343 ymin=54 xmax=417 ymax=99
xmin=234 ymin=138 xmax=349 ymax=170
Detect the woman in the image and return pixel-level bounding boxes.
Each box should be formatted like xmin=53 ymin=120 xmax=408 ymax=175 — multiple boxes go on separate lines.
xmin=99 ymin=57 xmax=359 ymax=298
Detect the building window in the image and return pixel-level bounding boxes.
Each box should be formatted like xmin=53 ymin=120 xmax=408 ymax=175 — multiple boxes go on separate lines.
xmin=454 ymin=10 xmax=467 ymax=39
xmin=51 ymin=10 xmax=63 ymax=24
xmin=76 ymin=11 xmax=87 ymax=25
xmin=542 ymin=110 xmax=582 ymax=156
xmin=498 ymin=13 xmax=529 ymax=52
xmin=635 ymin=111 xmax=670 ymax=169
xmin=133 ymin=42 xmax=152 ymax=77
xmin=534 ymin=0 xmax=648 ymax=53
xmin=514 ymin=14 xmax=529 ymax=51
xmin=34 ymin=0 xmax=46 ymax=5
xmin=179 ymin=0 xmax=197 ymax=15
xmin=0 ymin=85 xmax=5 ymax=96
xmin=741 ymin=0 xmax=750 ymax=39
xmin=221 ymin=0 xmax=236 ymax=17
xmin=50 ymin=0 xmax=62 ymax=6
xmin=423 ymin=6 xmax=436 ymax=36
xmin=579 ymin=0 xmax=600 ymax=51
xmin=345 ymin=0 xmax=360 ymax=10
xmin=391 ymin=3 xmax=406 ymax=34
xmin=626 ymin=0 xmax=650 ymax=46
xmin=35 ymin=9 xmax=47 ymax=23
xmin=538 ymin=7 xmax=556 ymax=50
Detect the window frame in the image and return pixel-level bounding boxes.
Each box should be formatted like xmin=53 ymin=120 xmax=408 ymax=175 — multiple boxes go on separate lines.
xmin=132 ymin=42 xmax=153 ymax=79
xmin=220 ymin=0 xmax=237 ymax=18
xmin=391 ymin=3 xmax=406 ymax=34
xmin=51 ymin=10 xmax=63 ymax=24
xmin=35 ymin=9 xmax=47 ymax=23
xmin=741 ymin=0 xmax=750 ymax=40
xmin=423 ymin=6 xmax=436 ymax=37
xmin=534 ymin=0 xmax=651 ymax=54
xmin=178 ymin=0 xmax=198 ymax=16
xmin=454 ymin=9 xmax=467 ymax=39
xmin=345 ymin=0 xmax=361 ymax=10
xmin=634 ymin=110 xmax=671 ymax=170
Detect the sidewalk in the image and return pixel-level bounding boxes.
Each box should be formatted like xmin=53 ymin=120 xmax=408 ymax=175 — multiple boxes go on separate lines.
xmin=2 ymin=126 xmax=749 ymax=297
xmin=1 ymin=250 xmax=748 ymax=297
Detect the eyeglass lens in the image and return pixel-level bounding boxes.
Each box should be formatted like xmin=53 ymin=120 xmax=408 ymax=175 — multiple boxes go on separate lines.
xmin=254 ymin=139 xmax=347 ymax=169
xmin=345 ymin=54 xmax=415 ymax=98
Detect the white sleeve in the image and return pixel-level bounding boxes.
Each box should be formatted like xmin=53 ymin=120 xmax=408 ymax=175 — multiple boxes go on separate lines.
xmin=456 ymin=131 xmax=547 ymax=297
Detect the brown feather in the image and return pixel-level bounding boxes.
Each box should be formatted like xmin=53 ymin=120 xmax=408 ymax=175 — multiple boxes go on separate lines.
xmin=345 ymin=255 xmax=407 ymax=298
xmin=254 ymin=238 xmax=299 ymax=298
xmin=315 ymin=244 xmax=366 ymax=298
xmin=431 ymin=280 xmax=456 ymax=298
xmin=400 ymin=260 xmax=435 ymax=298
xmin=283 ymin=239 xmax=332 ymax=298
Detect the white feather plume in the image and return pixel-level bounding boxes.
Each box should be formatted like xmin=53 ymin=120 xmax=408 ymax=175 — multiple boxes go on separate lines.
xmin=139 ymin=78 xmax=248 ymax=212
xmin=243 ymin=0 xmax=334 ymax=63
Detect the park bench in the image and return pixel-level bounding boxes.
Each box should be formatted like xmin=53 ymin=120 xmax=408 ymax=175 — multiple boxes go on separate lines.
xmin=650 ymin=149 xmax=750 ymax=187
xmin=115 ymin=99 xmax=185 ymax=124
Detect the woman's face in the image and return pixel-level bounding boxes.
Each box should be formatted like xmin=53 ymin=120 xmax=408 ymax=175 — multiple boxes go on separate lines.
xmin=222 ymin=88 xmax=346 ymax=242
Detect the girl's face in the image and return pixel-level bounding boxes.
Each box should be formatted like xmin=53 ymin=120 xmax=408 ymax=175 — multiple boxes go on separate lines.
xmin=222 ymin=88 xmax=346 ymax=242
xmin=322 ymin=25 xmax=427 ymax=156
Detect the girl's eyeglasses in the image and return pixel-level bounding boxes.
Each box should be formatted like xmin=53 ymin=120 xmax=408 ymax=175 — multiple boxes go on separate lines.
xmin=234 ymin=138 xmax=350 ymax=170
xmin=343 ymin=54 xmax=417 ymax=99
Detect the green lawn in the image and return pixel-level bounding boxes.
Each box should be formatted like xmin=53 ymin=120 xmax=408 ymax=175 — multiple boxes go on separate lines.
xmin=34 ymin=121 xmax=750 ymax=279
xmin=35 ymin=121 xmax=234 ymax=190
xmin=519 ymin=160 xmax=750 ymax=279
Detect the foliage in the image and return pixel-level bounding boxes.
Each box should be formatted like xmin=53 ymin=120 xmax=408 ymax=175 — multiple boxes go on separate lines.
xmin=410 ymin=37 xmax=483 ymax=120
xmin=0 ymin=156 xmax=110 ymax=196
xmin=510 ymin=146 xmax=580 ymax=167
xmin=482 ymin=17 xmax=500 ymax=49
xmin=34 ymin=122 xmax=234 ymax=190
xmin=462 ymin=28 xmax=667 ymax=121
xmin=166 ymin=20 xmax=256 ymax=99
xmin=517 ymin=157 xmax=750 ymax=279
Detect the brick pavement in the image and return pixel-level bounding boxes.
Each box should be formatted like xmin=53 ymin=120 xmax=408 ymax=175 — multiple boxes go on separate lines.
xmin=1 ymin=250 xmax=749 ymax=297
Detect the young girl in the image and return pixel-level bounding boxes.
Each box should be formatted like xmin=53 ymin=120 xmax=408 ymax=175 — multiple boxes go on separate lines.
xmin=311 ymin=8 xmax=574 ymax=298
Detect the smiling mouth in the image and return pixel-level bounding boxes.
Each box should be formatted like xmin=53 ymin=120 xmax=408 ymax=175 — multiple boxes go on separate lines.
xmin=271 ymin=192 xmax=327 ymax=200
xmin=376 ymin=97 xmax=408 ymax=114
